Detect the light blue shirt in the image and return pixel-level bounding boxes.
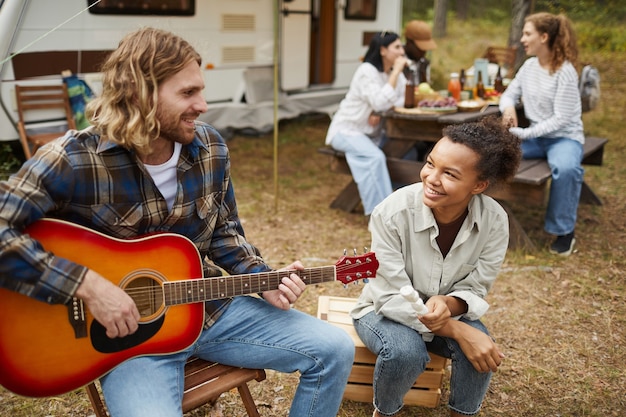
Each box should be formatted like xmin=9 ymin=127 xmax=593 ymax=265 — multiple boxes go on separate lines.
xmin=351 ymin=183 xmax=509 ymax=331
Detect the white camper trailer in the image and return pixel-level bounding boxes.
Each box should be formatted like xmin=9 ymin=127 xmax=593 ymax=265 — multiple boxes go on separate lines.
xmin=0 ymin=0 xmax=402 ymax=144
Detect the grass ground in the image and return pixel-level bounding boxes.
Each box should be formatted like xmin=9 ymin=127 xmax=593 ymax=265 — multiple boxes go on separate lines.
xmin=1 ymin=18 xmax=624 ymax=417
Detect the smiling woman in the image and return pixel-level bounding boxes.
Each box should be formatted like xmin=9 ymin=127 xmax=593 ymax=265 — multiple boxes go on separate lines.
xmin=351 ymin=116 xmax=521 ymax=417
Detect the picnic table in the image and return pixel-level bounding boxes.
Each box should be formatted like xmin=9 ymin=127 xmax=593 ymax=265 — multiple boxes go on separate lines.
xmin=319 ymin=105 xmax=607 ymax=250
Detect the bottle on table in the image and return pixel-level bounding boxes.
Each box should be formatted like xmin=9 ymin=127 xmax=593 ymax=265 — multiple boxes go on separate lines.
xmin=494 ymin=65 xmax=505 ymax=93
xmin=448 ymin=72 xmax=461 ymax=102
xmin=459 ymin=68 xmax=466 ymax=91
xmin=404 ymin=68 xmax=417 ymax=108
xmin=417 ymin=57 xmax=430 ymax=84
xmin=464 ymin=73 xmax=474 ymax=99
xmin=475 ymin=71 xmax=486 ymax=99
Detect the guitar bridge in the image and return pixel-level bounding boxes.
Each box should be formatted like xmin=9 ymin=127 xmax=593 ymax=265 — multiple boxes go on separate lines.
xmin=67 ymin=297 xmax=88 ymax=338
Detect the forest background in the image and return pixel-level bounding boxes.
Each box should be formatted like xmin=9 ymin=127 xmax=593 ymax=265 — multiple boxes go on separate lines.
xmin=0 ymin=0 xmax=625 ymax=416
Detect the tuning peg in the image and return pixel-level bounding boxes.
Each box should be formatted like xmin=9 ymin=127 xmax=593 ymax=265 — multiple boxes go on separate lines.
xmin=363 ymin=246 xmax=369 ymax=253
xmin=343 ymin=248 xmax=347 ymax=256
xmin=353 ymin=248 xmax=358 ymax=256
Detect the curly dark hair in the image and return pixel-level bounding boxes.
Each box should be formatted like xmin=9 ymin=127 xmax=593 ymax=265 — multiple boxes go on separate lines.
xmin=442 ymin=116 xmax=522 ymax=188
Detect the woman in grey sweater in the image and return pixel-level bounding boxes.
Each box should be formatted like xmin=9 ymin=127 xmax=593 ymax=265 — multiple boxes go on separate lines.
xmin=500 ymin=12 xmax=584 ymax=256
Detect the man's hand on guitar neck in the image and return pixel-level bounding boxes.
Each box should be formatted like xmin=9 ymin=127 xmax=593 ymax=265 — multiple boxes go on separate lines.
xmin=75 ymin=270 xmax=141 ymax=338
xmin=261 ymin=261 xmax=306 ymax=310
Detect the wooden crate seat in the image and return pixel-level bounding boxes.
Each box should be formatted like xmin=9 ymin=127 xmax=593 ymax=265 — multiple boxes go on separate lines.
xmin=317 ymin=296 xmax=447 ymax=408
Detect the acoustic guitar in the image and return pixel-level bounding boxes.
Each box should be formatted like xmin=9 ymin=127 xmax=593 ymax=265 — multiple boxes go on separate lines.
xmin=0 ymin=218 xmax=378 ymax=397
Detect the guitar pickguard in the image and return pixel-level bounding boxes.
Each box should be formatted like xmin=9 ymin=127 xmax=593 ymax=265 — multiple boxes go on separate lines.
xmin=90 ymin=316 xmax=165 ymax=353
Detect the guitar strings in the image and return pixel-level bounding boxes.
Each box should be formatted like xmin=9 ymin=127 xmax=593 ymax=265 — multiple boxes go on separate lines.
xmin=119 ymin=262 xmax=376 ymax=308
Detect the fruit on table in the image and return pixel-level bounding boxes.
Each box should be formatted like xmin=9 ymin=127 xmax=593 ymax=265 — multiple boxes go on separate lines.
xmin=417 ymin=82 xmax=434 ymax=94
xmin=418 ymin=97 xmax=457 ymax=108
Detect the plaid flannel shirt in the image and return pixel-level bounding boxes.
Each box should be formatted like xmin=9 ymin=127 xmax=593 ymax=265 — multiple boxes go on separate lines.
xmin=0 ymin=122 xmax=271 ymax=327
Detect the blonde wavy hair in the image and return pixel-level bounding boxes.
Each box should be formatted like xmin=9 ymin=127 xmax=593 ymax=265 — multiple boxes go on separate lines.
xmin=525 ymin=12 xmax=578 ymax=74
xmin=86 ymin=27 xmax=202 ymax=154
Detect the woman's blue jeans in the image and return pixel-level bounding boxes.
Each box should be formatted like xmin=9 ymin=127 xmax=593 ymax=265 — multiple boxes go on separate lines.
xmin=521 ymin=136 xmax=584 ymax=235
xmin=330 ymin=131 xmax=393 ymax=215
xmin=353 ymin=311 xmax=492 ymax=416
xmin=100 ymin=296 xmax=354 ymax=417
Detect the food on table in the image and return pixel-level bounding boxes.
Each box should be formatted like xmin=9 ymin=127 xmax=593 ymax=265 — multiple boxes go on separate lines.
xmin=418 ymin=96 xmax=457 ymax=108
xmin=457 ymin=100 xmax=486 ymax=112
xmin=483 ymin=89 xmax=501 ymax=103
xmin=417 ymin=82 xmax=435 ymax=94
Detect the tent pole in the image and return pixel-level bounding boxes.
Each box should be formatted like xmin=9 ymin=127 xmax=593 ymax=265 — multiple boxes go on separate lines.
xmin=273 ymin=0 xmax=280 ymax=212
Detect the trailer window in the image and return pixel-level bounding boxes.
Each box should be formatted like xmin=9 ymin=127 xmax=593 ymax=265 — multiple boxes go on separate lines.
xmin=344 ymin=0 xmax=377 ymax=21
xmin=87 ymin=0 xmax=194 ymax=16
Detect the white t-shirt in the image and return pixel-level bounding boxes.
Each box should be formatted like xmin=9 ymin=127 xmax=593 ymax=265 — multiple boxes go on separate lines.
xmin=144 ymin=142 xmax=182 ymax=212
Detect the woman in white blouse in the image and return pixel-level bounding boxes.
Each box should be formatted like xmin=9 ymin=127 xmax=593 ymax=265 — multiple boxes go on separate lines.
xmin=325 ymin=31 xmax=408 ymax=215
xmin=500 ymin=12 xmax=584 ymax=256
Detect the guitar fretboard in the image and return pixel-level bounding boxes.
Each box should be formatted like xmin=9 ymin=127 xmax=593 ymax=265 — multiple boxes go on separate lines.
xmin=163 ymin=266 xmax=337 ymax=306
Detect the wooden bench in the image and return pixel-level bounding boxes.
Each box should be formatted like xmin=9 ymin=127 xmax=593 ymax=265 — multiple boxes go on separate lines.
xmin=318 ymin=147 xmax=424 ymax=213
xmin=317 ymin=296 xmax=447 ymax=408
xmin=488 ymin=136 xmax=608 ymax=206
xmin=319 ymin=136 xmax=607 ymax=210
xmin=85 ymin=358 xmax=266 ymax=416
xmin=319 ymin=136 xmax=607 ymax=250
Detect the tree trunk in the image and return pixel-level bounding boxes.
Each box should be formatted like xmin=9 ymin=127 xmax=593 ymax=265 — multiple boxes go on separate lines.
xmin=433 ymin=0 xmax=448 ymax=38
xmin=456 ymin=0 xmax=470 ymax=20
xmin=403 ymin=0 xmax=419 ymax=21
xmin=509 ymin=0 xmax=533 ymax=71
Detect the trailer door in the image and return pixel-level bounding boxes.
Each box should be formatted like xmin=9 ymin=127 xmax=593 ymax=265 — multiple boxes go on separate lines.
xmin=280 ymin=0 xmax=311 ymax=91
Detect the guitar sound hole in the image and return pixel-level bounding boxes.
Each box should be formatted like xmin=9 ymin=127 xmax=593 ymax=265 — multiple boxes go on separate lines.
xmin=122 ymin=273 xmax=166 ymax=323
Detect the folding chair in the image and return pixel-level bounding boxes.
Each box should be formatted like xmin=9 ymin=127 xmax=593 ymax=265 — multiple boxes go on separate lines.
xmin=14 ymin=84 xmax=76 ymax=159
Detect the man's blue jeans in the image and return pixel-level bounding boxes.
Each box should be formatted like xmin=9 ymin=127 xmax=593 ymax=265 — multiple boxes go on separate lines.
xmin=100 ymin=296 xmax=354 ymax=417
xmin=522 ymin=136 xmax=584 ymax=236
xmin=353 ymin=311 xmax=492 ymax=416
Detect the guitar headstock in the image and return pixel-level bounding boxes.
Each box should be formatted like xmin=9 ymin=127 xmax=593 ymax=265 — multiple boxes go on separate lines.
xmin=334 ymin=251 xmax=379 ymax=285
